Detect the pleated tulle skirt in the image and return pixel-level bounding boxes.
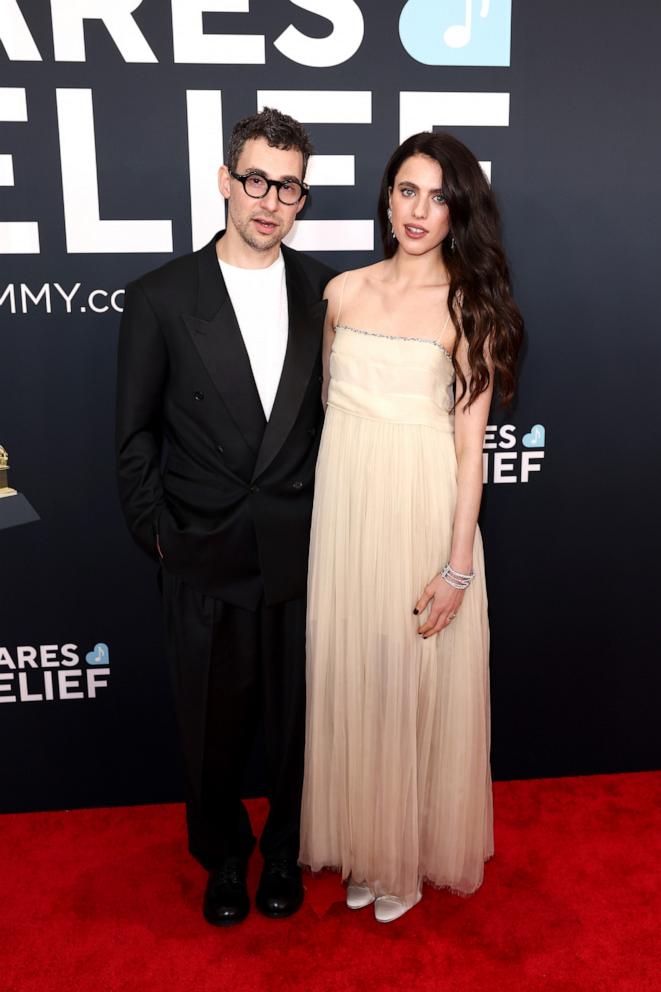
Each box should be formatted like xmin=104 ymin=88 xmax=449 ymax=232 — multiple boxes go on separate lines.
xmin=299 ymin=405 xmax=494 ymax=902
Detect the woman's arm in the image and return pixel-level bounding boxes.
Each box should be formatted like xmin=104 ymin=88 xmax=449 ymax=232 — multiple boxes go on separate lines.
xmin=448 ymin=334 xmax=493 ymax=572
xmin=415 ymin=334 xmax=493 ymax=637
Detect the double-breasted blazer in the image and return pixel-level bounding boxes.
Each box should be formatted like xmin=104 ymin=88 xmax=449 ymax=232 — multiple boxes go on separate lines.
xmin=116 ymin=231 xmax=335 ymax=610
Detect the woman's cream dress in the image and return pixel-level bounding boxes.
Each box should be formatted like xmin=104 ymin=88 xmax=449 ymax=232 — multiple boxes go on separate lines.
xmin=299 ymin=321 xmax=493 ymax=903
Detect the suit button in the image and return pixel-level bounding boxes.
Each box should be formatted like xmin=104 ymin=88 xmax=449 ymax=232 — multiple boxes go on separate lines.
xmin=317 ymin=375 xmax=323 ymax=383
xmin=250 ymin=485 xmax=260 ymax=494
xmin=292 ymin=481 xmax=304 ymax=490
xmin=216 ymin=444 xmax=224 ymax=453
xmin=193 ymin=391 xmax=204 ymax=401
xmin=307 ymin=427 xmax=316 ymax=437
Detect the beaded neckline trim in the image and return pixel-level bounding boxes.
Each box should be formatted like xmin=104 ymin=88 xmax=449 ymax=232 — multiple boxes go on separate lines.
xmin=335 ymin=324 xmax=453 ymax=362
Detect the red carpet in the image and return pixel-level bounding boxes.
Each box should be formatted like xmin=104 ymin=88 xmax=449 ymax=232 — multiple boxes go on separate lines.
xmin=2 ymin=772 xmax=659 ymax=992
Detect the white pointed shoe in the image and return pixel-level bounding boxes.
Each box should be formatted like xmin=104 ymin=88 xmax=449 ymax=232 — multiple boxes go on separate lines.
xmin=346 ymin=879 xmax=376 ymax=910
xmin=374 ymin=889 xmax=422 ymax=923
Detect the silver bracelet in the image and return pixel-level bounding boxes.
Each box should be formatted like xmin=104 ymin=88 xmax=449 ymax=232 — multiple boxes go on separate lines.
xmin=440 ymin=563 xmax=475 ymax=590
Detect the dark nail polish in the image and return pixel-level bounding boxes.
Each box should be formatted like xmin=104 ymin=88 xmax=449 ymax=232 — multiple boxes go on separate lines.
xmin=413 ymin=608 xmax=419 ymax=615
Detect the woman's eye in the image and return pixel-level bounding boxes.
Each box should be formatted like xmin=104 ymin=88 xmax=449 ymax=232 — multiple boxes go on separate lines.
xmin=401 ymin=188 xmax=415 ymax=197
xmin=434 ymin=194 xmax=447 ymax=204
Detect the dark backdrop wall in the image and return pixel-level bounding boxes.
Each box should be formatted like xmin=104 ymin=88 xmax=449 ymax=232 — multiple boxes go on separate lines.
xmin=1 ymin=1 xmax=659 ymax=813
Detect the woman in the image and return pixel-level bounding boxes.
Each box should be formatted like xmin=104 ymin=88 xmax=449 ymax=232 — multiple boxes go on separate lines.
xmin=299 ymin=132 xmax=523 ymax=922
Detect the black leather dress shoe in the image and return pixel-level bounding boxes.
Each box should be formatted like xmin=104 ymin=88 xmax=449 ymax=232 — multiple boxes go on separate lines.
xmin=256 ymin=857 xmax=304 ymax=919
xmin=203 ymin=857 xmax=250 ymax=926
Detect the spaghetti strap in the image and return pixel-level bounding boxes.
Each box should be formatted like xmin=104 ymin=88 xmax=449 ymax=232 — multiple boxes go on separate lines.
xmin=335 ymin=272 xmax=351 ymax=327
xmin=435 ymin=307 xmax=454 ymax=346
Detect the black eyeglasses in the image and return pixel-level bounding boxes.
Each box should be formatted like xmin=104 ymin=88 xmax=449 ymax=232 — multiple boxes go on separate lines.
xmin=230 ymin=170 xmax=308 ymax=206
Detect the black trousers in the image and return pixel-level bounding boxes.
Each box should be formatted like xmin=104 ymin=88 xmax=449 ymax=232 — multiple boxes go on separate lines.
xmin=161 ymin=570 xmax=307 ymax=870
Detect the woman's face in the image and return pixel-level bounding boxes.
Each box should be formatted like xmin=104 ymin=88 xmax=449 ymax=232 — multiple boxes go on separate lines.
xmin=389 ymin=154 xmax=451 ymax=256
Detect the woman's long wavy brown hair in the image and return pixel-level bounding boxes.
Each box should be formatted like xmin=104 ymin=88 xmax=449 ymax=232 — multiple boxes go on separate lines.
xmin=379 ymin=131 xmax=524 ymax=408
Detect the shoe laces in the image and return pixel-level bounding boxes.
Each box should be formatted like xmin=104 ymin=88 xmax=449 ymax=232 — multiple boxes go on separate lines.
xmin=265 ymin=857 xmax=294 ymax=879
xmin=214 ymin=858 xmax=244 ymax=887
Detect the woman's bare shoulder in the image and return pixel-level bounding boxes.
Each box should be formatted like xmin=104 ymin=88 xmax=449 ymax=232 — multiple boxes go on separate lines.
xmin=324 ymin=261 xmax=389 ymax=301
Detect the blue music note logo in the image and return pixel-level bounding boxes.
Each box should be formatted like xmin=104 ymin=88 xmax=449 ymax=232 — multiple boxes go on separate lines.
xmin=399 ymin=0 xmax=512 ymax=67
xmin=444 ymin=0 xmax=491 ymax=49
xmin=522 ymin=425 xmax=545 ymax=449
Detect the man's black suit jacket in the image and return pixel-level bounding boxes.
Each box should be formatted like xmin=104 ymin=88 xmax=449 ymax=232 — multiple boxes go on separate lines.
xmin=116 ymin=231 xmax=335 ymax=610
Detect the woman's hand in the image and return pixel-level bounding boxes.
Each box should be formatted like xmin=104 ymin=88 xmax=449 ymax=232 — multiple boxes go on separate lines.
xmin=414 ymin=574 xmax=465 ymax=638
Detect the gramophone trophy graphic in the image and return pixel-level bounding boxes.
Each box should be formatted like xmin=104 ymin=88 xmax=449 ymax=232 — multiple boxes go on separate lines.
xmin=0 ymin=443 xmax=39 ymax=529
xmin=0 ymin=445 xmax=17 ymax=497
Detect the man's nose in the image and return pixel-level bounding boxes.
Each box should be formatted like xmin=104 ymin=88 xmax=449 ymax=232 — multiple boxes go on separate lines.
xmin=262 ymin=184 xmax=280 ymax=211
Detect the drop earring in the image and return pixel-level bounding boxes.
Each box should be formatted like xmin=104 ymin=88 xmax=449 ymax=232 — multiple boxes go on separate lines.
xmin=449 ymin=233 xmax=456 ymax=252
xmin=387 ymin=207 xmax=396 ymax=240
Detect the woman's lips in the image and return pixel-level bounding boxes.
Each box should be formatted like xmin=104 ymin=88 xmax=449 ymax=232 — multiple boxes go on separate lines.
xmin=403 ymin=224 xmax=428 ymax=239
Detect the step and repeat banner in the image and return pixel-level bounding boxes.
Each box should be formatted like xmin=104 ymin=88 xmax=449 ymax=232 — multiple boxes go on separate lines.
xmin=1 ymin=1 xmax=659 ymax=812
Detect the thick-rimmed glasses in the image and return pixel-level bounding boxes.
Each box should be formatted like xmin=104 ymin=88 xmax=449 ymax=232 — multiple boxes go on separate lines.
xmin=230 ymin=170 xmax=308 ymax=206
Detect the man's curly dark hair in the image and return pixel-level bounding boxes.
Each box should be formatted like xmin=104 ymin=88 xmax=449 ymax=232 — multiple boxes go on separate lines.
xmin=226 ymin=107 xmax=314 ymax=179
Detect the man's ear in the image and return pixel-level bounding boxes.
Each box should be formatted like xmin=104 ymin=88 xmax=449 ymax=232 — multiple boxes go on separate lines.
xmin=295 ymin=193 xmax=307 ymax=217
xmin=218 ymin=165 xmax=231 ymax=200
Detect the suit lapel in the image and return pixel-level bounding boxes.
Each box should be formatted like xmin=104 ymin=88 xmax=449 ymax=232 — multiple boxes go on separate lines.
xmin=182 ymin=233 xmax=266 ymax=454
xmin=252 ymin=247 xmax=327 ymax=481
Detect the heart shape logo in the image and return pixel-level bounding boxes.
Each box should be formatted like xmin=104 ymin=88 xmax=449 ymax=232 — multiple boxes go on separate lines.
xmin=522 ymin=424 xmax=545 ymax=448
xmin=86 ymin=642 xmax=110 ymax=666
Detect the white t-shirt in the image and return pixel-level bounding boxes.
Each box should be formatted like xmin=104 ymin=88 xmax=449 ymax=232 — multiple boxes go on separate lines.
xmin=218 ymin=252 xmax=288 ymax=420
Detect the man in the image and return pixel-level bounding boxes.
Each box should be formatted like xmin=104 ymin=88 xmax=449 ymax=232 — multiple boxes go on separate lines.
xmin=116 ymin=108 xmax=334 ymax=925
